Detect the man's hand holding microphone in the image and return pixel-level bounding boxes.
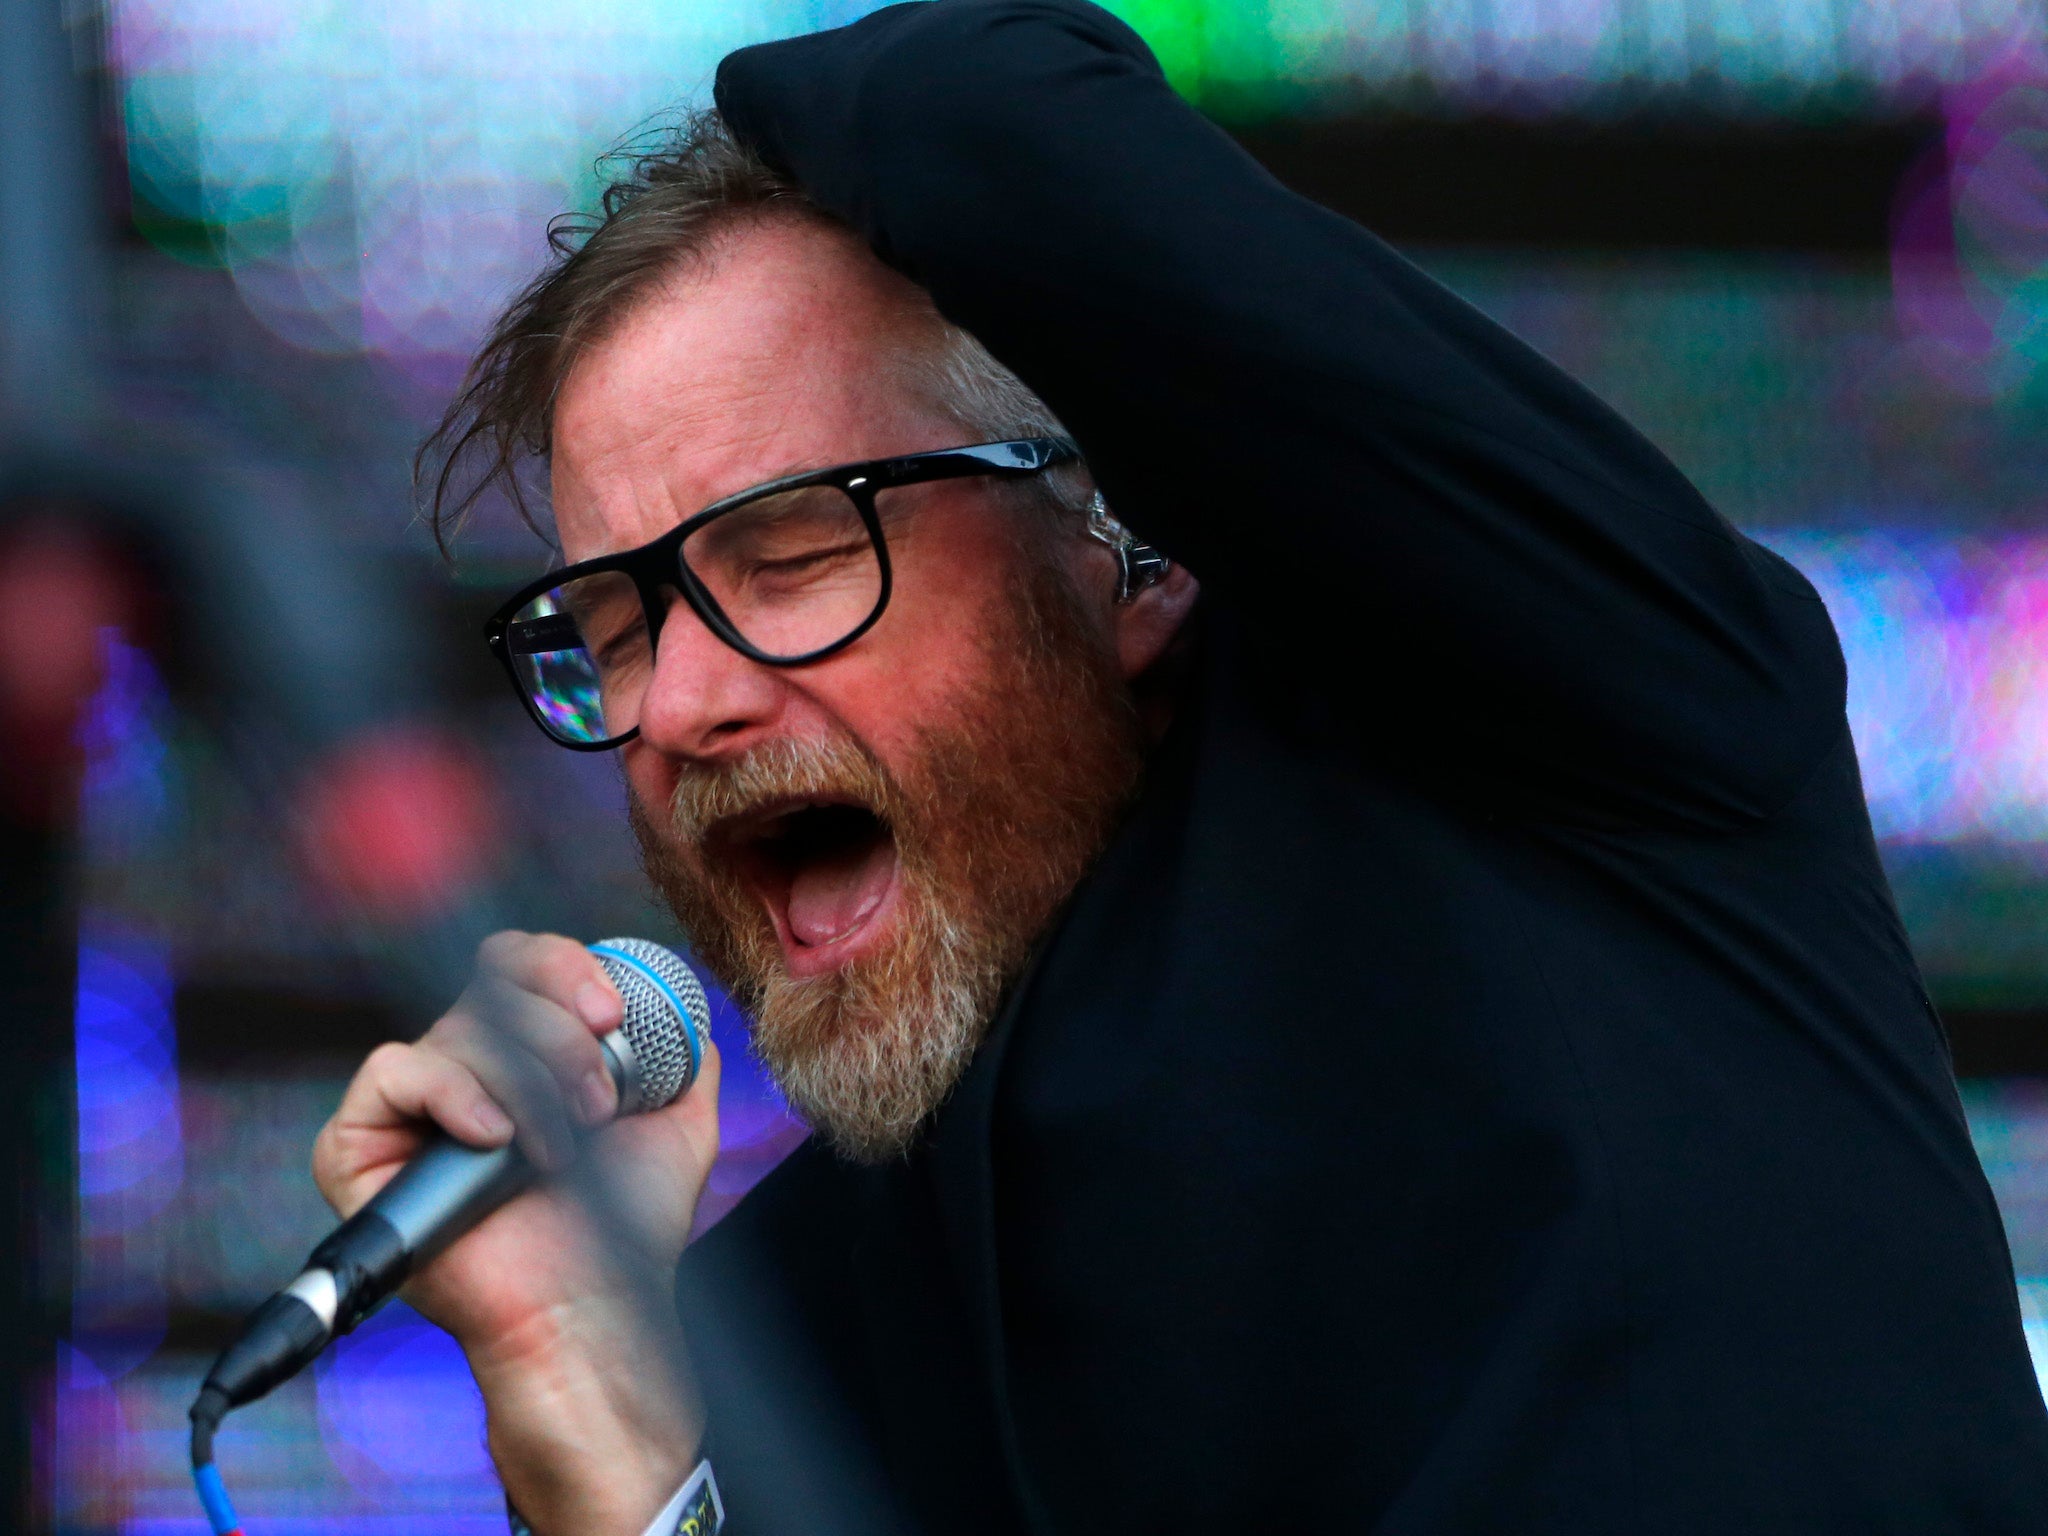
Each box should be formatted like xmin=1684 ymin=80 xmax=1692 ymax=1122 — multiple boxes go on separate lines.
xmin=304 ymin=931 xmax=721 ymax=1536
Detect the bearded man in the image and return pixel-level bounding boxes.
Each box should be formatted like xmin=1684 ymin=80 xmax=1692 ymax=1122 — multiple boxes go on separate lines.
xmin=312 ymin=2 xmax=2048 ymax=1532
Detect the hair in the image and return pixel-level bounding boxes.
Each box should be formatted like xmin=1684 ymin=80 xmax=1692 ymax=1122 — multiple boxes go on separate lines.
xmin=418 ymin=110 xmax=1076 ymax=556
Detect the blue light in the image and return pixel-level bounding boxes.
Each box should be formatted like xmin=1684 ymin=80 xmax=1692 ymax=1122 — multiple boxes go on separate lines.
xmin=71 ymin=634 xmax=185 ymax=1384
xmin=314 ymin=1303 xmax=496 ymax=1489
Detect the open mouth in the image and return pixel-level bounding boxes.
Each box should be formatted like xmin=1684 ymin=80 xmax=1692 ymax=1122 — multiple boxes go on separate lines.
xmin=709 ymin=798 xmax=903 ymax=976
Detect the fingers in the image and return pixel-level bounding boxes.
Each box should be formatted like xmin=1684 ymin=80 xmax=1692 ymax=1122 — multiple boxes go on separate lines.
xmin=593 ymin=1028 xmax=722 ymax=1174
xmin=479 ymin=929 xmax=623 ymax=1033
xmin=314 ymin=1041 xmax=512 ymax=1218
xmin=368 ymin=1039 xmax=517 ymax=1140
xmin=639 ymin=1028 xmax=723 ymax=1170
xmin=468 ymin=931 xmax=626 ymax=1127
xmin=430 ymin=979 xmax=594 ymax=1171
xmin=582 ymin=1033 xmax=724 ymax=1265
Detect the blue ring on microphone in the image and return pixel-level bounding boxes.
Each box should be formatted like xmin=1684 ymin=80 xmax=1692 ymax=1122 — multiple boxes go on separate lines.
xmin=588 ymin=942 xmax=707 ymax=1089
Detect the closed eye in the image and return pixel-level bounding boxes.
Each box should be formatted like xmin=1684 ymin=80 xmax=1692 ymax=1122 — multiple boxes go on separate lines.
xmin=590 ymin=617 xmax=649 ymax=672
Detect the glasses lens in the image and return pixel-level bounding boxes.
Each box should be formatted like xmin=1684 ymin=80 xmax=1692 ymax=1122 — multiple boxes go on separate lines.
xmin=681 ymin=485 xmax=883 ymax=659
xmin=503 ymin=570 xmax=646 ymax=745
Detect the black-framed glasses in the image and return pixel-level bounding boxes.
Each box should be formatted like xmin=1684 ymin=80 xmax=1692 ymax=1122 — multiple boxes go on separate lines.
xmin=485 ymin=437 xmax=1080 ymax=750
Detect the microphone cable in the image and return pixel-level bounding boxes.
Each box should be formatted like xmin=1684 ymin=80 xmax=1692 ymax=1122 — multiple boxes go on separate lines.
xmin=189 ymin=1385 xmax=242 ymax=1536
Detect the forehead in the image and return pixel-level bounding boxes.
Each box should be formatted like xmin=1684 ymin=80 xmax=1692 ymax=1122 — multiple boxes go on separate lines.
xmin=549 ymin=216 xmax=953 ymax=562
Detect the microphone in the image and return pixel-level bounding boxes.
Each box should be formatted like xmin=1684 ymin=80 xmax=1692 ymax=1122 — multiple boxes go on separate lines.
xmin=191 ymin=938 xmax=711 ymax=1430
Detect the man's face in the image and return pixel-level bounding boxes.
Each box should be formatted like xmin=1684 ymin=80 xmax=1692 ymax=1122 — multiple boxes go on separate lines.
xmin=549 ymin=215 xmax=1171 ymax=1158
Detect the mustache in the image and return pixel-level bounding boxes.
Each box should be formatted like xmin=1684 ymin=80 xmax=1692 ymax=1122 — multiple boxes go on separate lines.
xmin=664 ymin=733 xmax=905 ymax=849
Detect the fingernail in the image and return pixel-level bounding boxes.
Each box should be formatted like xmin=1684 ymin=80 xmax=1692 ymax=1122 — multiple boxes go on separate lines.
xmin=574 ymin=983 xmax=618 ymax=1029
xmin=581 ymin=1068 xmax=616 ymax=1125
xmin=474 ymin=1101 xmax=513 ymax=1139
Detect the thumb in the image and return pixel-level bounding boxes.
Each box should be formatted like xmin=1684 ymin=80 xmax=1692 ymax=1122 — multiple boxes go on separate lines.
xmin=579 ymin=1034 xmax=724 ymax=1260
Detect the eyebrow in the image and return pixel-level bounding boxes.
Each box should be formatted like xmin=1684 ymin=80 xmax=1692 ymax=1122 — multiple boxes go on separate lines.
xmin=565 ymin=456 xmax=848 ymax=563
xmin=701 ymin=453 xmax=873 ymax=502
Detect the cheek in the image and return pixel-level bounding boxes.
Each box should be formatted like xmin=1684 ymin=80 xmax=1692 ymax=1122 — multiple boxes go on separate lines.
xmin=621 ymin=744 xmax=681 ymax=826
xmin=826 ymin=526 xmax=1018 ymax=743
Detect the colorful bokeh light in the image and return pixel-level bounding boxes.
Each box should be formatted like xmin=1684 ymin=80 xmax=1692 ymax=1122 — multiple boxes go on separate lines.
xmin=1892 ymin=54 xmax=2048 ymax=397
xmin=1759 ymin=531 xmax=2048 ymax=842
xmin=1113 ymin=0 xmax=2046 ymax=103
xmin=109 ymin=0 xmax=2048 ymax=365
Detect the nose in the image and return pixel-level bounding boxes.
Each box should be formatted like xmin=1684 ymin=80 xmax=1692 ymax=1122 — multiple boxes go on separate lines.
xmin=634 ymin=591 xmax=790 ymax=758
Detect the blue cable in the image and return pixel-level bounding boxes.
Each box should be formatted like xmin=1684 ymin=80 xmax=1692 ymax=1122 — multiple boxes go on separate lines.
xmin=192 ymin=1460 xmax=243 ymax=1536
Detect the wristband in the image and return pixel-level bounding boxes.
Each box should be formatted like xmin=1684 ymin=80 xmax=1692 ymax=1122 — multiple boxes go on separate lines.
xmin=665 ymin=1459 xmax=726 ymax=1536
xmin=505 ymin=1459 xmax=723 ymax=1536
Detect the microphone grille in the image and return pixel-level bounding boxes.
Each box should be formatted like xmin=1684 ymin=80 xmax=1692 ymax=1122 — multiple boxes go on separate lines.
xmin=589 ymin=938 xmax=710 ymax=1114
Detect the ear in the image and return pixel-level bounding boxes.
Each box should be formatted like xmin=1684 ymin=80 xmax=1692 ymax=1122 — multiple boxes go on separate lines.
xmin=1111 ymin=559 xmax=1199 ymax=681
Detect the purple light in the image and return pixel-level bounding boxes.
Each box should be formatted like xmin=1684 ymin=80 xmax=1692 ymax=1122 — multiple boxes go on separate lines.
xmin=314 ymin=1304 xmax=496 ymax=1490
xmin=75 ymin=938 xmax=182 ymax=1198
xmin=71 ymin=633 xmax=183 ymax=1384
xmin=52 ymin=1344 xmax=131 ymax=1531
xmin=1758 ymin=531 xmax=2048 ymax=843
xmin=1891 ymin=51 xmax=2048 ymax=395
xmin=694 ymin=973 xmax=806 ymax=1235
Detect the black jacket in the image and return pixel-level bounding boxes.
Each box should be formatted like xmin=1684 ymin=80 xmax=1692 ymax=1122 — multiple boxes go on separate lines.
xmin=677 ymin=3 xmax=2048 ymax=1530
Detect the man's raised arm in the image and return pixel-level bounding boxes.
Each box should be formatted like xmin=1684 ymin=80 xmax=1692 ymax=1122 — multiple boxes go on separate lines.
xmin=715 ymin=0 xmax=1846 ymax=828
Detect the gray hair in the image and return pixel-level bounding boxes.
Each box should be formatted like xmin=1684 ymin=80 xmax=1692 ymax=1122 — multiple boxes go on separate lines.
xmin=419 ymin=110 xmax=1080 ymax=553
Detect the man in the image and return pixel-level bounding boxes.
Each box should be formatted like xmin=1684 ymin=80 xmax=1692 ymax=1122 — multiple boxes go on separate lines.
xmin=313 ymin=1 xmax=2048 ymax=1531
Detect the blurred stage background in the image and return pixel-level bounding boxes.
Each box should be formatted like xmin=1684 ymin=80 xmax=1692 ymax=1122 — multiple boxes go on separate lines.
xmin=6 ymin=0 xmax=2048 ymax=1529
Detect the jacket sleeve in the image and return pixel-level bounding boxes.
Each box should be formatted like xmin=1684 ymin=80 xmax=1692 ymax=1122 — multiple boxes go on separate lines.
xmin=714 ymin=0 xmax=1847 ymax=828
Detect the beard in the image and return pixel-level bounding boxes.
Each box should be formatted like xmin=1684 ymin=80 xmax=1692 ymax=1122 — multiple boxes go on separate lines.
xmin=630 ymin=555 xmax=1144 ymax=1161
